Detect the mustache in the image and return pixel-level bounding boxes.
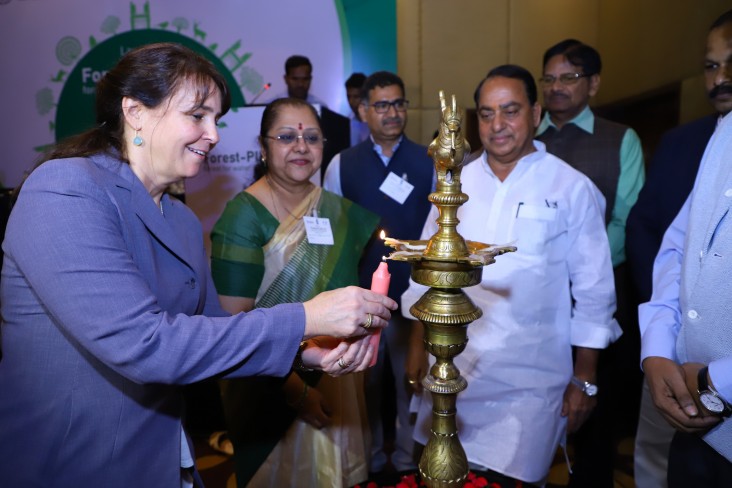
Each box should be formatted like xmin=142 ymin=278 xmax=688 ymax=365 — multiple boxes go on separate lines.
xmin=382 ymin=116 xmax=402 ymax=125
xmin=709 ymin=83 xmax=732 ymax=99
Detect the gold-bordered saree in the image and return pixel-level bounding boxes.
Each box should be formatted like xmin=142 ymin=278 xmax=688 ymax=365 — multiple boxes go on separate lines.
xmin=219 ymin=187 xmax=379 ymax=487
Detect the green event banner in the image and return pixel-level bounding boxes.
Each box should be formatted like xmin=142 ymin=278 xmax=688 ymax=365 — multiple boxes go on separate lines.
xmin=0 ymin=0 xmax=395 ymax=187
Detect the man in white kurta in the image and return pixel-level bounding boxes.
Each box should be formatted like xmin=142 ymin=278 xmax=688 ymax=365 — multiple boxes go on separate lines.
xmin=402 ymin=65 xmax=621 ymax=485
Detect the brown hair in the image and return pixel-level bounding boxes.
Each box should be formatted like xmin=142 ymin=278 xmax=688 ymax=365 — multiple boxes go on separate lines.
xmin=40 ymin=42 xmax=231 ymax=165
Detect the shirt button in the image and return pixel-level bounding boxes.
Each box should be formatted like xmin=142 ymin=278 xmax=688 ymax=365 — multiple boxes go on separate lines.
xmin=687 ymin=310 xmax=698 ymax=319
xmin=725 ymin=189 xmax=732 ymax=197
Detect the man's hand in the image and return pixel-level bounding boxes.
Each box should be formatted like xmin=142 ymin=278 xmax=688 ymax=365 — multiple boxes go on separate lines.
xmin=562 ymin=347 xmax=599 ymax=432
xmin=643 ymin=356 xmax=721 ymax=433
xmin=681 ymin=362 xmax=707 ymax=413
xmin=561 ymin=379 xmax=597 ymax=433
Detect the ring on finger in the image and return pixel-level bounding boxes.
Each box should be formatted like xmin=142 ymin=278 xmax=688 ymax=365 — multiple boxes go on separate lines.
xmin=407 ymin=378 xmax=418 ymax=385
xmin=338 ymin=357 xmax=349 ymax=369
xmin=362 ymin=313 xmax=373 ymax=329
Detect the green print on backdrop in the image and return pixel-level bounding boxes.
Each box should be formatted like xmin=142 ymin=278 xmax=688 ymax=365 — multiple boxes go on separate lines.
xmin=55 ymin=29 xmax=246 ymax=142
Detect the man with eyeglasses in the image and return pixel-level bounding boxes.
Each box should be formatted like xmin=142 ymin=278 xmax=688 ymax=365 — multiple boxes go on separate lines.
xmin=324 ymin=71 xmax=432 ymax=483
xmin=633 ymin=10 xmax=732 ymax=488
xmin=535 ymin=38 xmax=645 ymax=488
xmin=537 ymin=40 xmax=645 ymax=273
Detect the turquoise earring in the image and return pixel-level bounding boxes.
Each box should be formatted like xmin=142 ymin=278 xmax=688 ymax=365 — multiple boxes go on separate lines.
xmin=133 ymin=129 xmax=143 ymax=147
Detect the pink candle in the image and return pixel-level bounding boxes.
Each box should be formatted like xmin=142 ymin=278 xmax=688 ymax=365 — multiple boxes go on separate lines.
xmin=369 ymin=261 xmax=391 ymax=367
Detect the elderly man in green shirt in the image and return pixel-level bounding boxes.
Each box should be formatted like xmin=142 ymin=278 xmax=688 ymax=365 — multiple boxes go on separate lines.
xmin=536 ymin=38 xmax=645 ymax=488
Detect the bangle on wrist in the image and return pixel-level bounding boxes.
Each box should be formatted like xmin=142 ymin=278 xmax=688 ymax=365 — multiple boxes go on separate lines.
xmin=293 ymin=340 xmax=314 ymax=372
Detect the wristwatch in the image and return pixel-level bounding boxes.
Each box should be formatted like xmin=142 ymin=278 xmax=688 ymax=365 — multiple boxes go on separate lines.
xmin=697 ymin=366 xmax=732 ymax=417
xmin=293 ymin=341 xmax=314 ymax=372
xmin=570 ymin=376 xmax=598 ymax=397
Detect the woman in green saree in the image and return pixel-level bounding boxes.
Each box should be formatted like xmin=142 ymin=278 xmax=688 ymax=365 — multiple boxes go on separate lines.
xmin=211 ymin=98 xmax=379 ymax=487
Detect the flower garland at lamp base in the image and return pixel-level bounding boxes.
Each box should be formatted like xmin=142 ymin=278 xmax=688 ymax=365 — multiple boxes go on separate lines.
xmin=353 ymin=470 xmax=521 ymax=488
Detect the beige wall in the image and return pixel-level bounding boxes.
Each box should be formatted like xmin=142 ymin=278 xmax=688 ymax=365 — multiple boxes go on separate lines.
xmin=398 ymin=0 xmax=728 ymax=144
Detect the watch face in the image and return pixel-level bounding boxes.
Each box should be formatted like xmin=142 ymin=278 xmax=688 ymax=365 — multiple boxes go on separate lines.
xmin=701 ymin=392 xmax=725 ymax=413
xmin=585 ymin=384 xmax=598 ymax=396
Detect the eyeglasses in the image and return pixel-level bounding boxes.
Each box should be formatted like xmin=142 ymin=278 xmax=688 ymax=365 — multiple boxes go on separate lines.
xmin=367 ymin=99 xmax=409 ymax=113
xmin=538 ymin=73 xmax=593 ymax=86
xmin=264 ymin=133 xmax=326 ymax=146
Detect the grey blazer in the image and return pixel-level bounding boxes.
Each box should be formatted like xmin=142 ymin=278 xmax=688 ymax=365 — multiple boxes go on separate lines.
xmin=678 ymin=114 xmax=732 ymax=460
xmin=0 ymin=153 xmax=304 ymax=487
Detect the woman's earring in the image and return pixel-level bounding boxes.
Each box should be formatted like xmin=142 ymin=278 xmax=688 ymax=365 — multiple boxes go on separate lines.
xmin=133 ymin=129 xmax=143 ymax=147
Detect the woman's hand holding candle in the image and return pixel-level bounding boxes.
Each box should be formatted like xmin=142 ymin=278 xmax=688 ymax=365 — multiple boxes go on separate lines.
xmin=369 ymin=260 xmax=391 ymax=366
xmin=303 ymin=286 xmax=395 ymax=339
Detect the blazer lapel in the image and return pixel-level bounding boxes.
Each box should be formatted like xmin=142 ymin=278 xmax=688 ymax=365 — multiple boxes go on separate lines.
xmin=129 ymin=181 xmax=195 ymax=268
xmin=696 ymin=120 xmax=732 ymax=255
xmin=98 ymin=153 xmax=196 ymax=270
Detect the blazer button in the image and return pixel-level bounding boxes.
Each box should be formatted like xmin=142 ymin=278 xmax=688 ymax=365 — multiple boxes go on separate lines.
xmin=687 ymin=309 xmax=698 ymax=320
xmin=188 ymin=278 xmax=197 ymax=289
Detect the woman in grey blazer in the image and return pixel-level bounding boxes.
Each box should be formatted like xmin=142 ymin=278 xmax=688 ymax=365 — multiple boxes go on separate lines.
xmin=0 ymin=43 xmax=394 ymax=488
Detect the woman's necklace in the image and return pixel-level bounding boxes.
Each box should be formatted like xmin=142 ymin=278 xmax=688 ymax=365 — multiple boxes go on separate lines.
xmin=266 ymin=176 xmax=312 ymax=221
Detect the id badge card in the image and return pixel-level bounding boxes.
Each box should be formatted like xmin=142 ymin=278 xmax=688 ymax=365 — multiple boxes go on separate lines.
xmin=304 ymin=216 xmax=334 ymax=245
xmin=379 ymin=172 xmax=414 ymax=204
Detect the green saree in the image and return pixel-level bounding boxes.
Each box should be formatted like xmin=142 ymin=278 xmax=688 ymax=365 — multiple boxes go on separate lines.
xmin=211 ymin=186 xmax=379 ymax=487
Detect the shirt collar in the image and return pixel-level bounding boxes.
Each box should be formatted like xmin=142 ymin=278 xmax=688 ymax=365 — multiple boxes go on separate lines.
xmin=480 ymin=140 xmax=547 ymax=180
xmin=536 ymin=105 xmax=594 ymax=135
xmin=370 ymin=135 xmax=403 ymax=164
xmin=718 ymin=112 xmax=728 ymax=127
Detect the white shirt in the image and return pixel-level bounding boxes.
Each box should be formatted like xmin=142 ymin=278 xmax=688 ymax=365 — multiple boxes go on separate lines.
xmin=402 ymin=141 xmax=620 ymax=483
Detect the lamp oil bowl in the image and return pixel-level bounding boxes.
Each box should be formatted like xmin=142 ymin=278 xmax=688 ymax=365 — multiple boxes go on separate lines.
xmin=385 ymin=91 xmax=515 ymax=487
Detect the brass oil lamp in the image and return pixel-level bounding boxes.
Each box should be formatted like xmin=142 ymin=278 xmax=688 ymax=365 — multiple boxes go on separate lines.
xmin=384 ymin=91 xmax=515 ymax=487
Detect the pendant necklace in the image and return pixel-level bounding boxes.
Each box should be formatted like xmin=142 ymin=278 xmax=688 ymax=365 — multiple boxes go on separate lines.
xmin=266 ymin=176 xmax=297 ymax=220
xmin=266 ymin=176 xmax=312 ymax=221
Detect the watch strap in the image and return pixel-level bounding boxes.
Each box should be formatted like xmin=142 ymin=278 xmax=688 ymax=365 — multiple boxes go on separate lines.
xmin=698 ymin=366 xmax=712 ymax=391
xmin=570 ymin=376 xmax=598 ymax=396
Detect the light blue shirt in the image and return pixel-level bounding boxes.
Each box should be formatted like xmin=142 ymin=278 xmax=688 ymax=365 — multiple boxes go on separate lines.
xmin=639 ymin=113 xmax=732 ymax=403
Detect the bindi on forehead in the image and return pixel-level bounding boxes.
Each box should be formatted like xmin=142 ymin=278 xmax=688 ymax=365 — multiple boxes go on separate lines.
xmin=298 ymin=123 xmax=303 ymax=130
